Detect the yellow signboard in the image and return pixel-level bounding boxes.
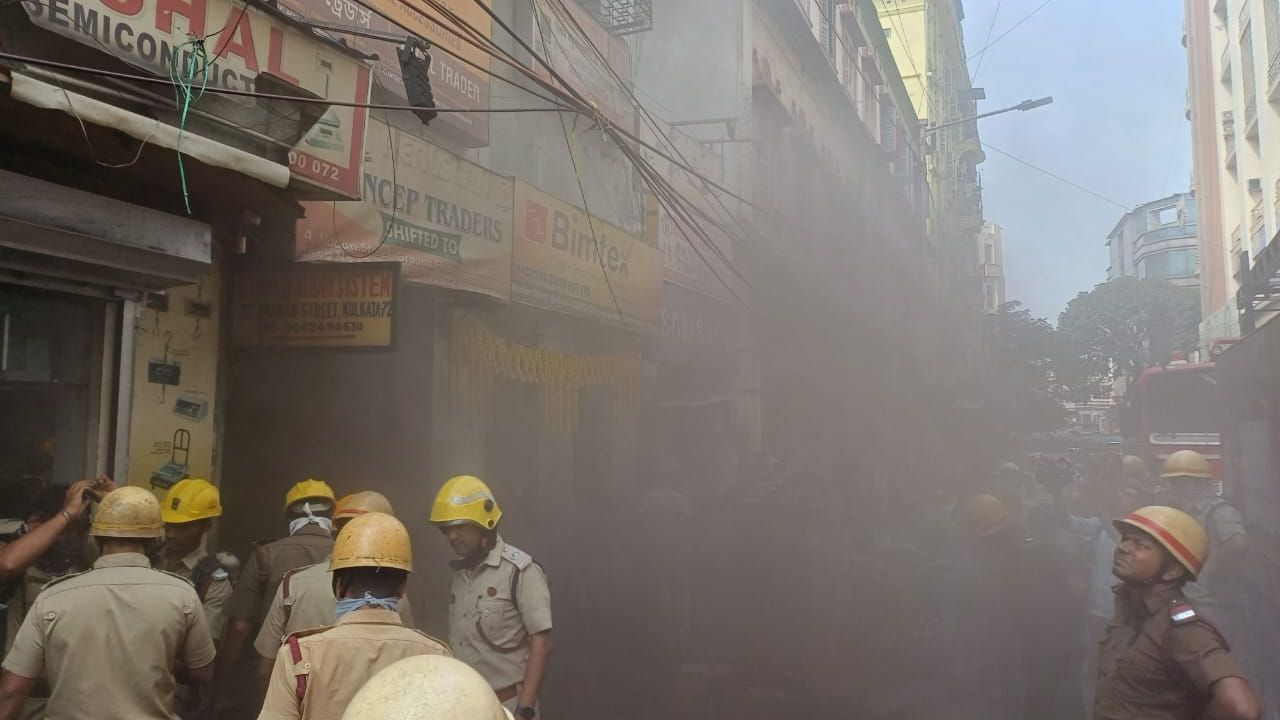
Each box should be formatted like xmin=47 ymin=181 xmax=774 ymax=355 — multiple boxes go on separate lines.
xmin=232 ymin=264 xmax=398 ymax=348
xmin=296 ymin=116 xmax=513 ymax=300
xmin=512 ymin=181 xmax=662 ymax=332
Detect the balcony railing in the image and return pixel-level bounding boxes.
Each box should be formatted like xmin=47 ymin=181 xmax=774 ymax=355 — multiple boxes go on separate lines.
xmin=1136 ymin=224 xmax=1199 ymax=250
xmin=1222 ymin=45 xmax=1233 ymax=84
xmin=1246 ymin=93 xmax=1260 ymax=137
xmin=1252 ymin=199 xmax=1266 ymax=240
xmin=1232 ymin=224 xmax=1244 ymax=253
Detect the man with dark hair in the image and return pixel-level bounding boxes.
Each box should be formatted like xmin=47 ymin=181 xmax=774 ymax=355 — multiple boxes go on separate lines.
xmin=430 ymin=476 xmax=553 ymax=720
xmin=1094 ymin=506 xmax=1260 ymax=720
xmin=258 ymin=512 xmax=448 ymax=720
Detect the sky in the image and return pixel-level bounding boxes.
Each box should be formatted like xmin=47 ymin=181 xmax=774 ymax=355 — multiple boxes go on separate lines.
xmin=960 ymin=0 xmax=1192 ymax=322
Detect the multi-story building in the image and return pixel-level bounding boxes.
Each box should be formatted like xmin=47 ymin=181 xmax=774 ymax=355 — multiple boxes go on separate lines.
xmin=978 ymin=222 xmax=1006 ymax=312
xmin=874 ymin=0 xmax=987 ymax=321
xmin=1106 ymin=193 xmax=1201 ymax=289
xmin=1184 ymin=0 xmax=1280 ymax=339
xmin=1 ymin=0 xmax=978 ymax=715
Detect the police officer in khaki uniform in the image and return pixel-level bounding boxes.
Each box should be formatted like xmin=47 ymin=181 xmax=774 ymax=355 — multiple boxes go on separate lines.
xmin=258 ymin=512 xmax=450 ymax=720
xmin=0 ymin=486 xmax=216 ymax=720
xmin=339 ymin=655 xmax=510 ymax=720
xmin=1094 ymin=506 xmax=1260 ymax=720
xmin=253 ymin=492 xmax=415 ymax=683
xmin=159 ymin=479 xmax=234 ymax=642
xmin=158 ymin=479 xmax=235 ymax=720
xmin=218 ymin=478 xmax=337 ymax=708
xmin=430 ymin=476 xmax=552 ymax=720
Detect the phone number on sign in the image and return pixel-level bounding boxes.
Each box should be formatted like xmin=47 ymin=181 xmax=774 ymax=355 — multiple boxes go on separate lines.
xmin=277 ymin=320 xmax=365 ymax=334
xmin=288 ymin=151 xmax=345 ymax=182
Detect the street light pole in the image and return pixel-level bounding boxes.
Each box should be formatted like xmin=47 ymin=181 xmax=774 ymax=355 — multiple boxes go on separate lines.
xmin=923 ymin=96 xmax=1054 ymax=135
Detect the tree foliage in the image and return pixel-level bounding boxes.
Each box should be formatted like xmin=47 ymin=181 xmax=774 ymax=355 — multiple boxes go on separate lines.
xmin=980 ymin=301 xmax=1066 ymax=437
xmin=1056 ymin=277 xmax=1201 ymax=393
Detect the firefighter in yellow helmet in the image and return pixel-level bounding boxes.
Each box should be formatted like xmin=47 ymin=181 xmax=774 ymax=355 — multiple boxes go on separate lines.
xmin=156 ymin=479 xmax=234 ymax=719
xmin=1094 ymin=506 xmax=1260 ymax=719
xmin=0 ymin=487 xmax=216 ymax=720
xmin=157 ymin=480 xmax=233 ymax=643
xmin=1159 ymin=450 xmax=1249 ymax=619
xmin=253 ymin=492 xmax=416 ymax=684
xmin=259 ymin=513 xmax=449 ymax=720
xmin=340 ymin=655 xmax=511 ymax=720
xmin=430 ymin=476 xmax=552 ymax=719
xmin=219 ymin=479 xmax=336 ymax=714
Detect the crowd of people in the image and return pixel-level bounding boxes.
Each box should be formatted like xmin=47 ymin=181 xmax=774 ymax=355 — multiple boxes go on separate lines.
xmin=944 ymin=450 xmax=1272 ymax=720
xmin=0 ymin=474 xmax=546 ymax=720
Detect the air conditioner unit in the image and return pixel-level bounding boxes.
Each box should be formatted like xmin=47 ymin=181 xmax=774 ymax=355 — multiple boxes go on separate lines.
xmin=1249 ymin=178 xmax=1263 ymax=193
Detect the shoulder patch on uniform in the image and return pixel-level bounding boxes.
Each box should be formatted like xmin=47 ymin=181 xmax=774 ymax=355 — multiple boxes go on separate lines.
xmin=212 ymin=568 xmax=229 ymax=580
xmin=1169 ymin=601 xmax=1198 ymax=625
xmin=501 ymin=544 xmax=533 ymax=571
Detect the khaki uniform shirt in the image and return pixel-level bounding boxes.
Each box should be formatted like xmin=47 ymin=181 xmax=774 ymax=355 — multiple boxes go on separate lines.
xmin=258 ymin=608 xmax=450 ymax=720
xmin=1093 ymin=584 xmax=1245 ymax=720
xmin=447 ymin=536 xmax=552 ymax=690
xmin=1180 ymin=496 xmax=1248 ymax=612
xmin=2 ymin=553 xmax=217 ymax=720
xmin=252 ymin=558 xmax=415 ymax=658
xmin=227 ymin=524 xmax=332 ymax=629
xmin=161 ymin=548 xmax=233 ymax=641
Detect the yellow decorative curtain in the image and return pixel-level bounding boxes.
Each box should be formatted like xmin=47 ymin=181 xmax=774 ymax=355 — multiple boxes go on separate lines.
xmin=450 ymin=314 xmax=641 ymax=432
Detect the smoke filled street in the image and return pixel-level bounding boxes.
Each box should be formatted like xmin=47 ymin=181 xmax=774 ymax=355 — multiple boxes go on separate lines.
xmin=3 ymin=0 xmax=1280 ymax=718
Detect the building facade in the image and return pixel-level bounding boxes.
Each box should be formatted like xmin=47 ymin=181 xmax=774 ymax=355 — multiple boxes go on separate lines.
xmin=1106 ymin=193 xmax=1201 ymax=289
xmin=874 ymin=0 xmax=987 ymax=331
xmin=2 ymin=0 xmax=984 ymax=716
xmin=978 ymin=221 xmax=1006 ymax=312
xmin=1185 ymin=0 xmax=1280 ymax=339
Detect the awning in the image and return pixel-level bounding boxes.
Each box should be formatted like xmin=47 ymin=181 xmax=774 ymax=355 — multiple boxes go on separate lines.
xmin=4 ymin=70 xmax=291 ymax=190
xmin=0 ymin=169 xmax=211 ymax=291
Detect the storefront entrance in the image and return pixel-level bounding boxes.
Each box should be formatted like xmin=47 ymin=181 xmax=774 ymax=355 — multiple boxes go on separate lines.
xmin=0 ymin=283 xmax=114 ymax=517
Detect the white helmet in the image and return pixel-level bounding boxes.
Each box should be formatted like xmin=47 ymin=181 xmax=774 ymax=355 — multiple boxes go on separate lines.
xmin=340 ymin=655 xmax=512 ymax=720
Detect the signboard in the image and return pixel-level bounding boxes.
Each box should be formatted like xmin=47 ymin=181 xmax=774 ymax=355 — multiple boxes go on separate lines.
xmin=656 ymin=281 xmax=738 ymax=368
xmin=232 ymin=263 xmax=398 ymax=348
xmin=530 ymin=0 xmax=633 ymax=132
xmin=275 ymin=0 xmax=494 ymax=147
xmin=23 ymin=0 xmax=372 ymax=198
xmin=296 ymin=116 xmax=513 ymax=300
xmin=513 ymin=181 xmax=662 ymax=331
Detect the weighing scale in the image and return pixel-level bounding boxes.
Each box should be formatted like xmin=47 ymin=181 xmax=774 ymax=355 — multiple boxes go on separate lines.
xmin=150 ymin=428 xmax=191 ymax=490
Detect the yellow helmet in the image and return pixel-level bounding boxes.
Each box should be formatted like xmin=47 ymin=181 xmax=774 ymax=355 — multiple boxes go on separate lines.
xmin=330 ymin=512 xmax=413 ymax=573
xmin=334 ymin=491 xmax=394 ymax=522
xmin=1161 ymin=450 xmax=1213 ymax=479
xmin=1114 ymin=505 xmax=1209 ymax=578
xmin=429 ymin=475 xmax=502 ymax=530
xmin=284 ymin=478 xmax=336 ymax=511
xmin=1121 ymin=455 xmax=1150 ymax=478
xmin=954 ymin=494 xmax=1009 ymax=538
xmin=340 ymin=655 xmax=510 ymax=720
xmin=92 ymin=486 xmax=163 ymax=539
xmin=162 ymin=478 xmax=222 ymax=524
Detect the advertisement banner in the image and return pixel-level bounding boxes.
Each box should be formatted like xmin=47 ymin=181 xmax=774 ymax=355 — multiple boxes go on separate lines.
xmin=513 ymin=181 xmax=662 ymax=332
xmin=274 ymin=0 xmax=494 ymax=147
xmin=232 ymin=263 xmax=398 ymax=348
xmin=530 ymin=0 xmax=633 ymax=132
xmin=23 ymin=0 xmax=372 ymax=198
xmin=296 ymin=116 xmax=513 ymax=301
